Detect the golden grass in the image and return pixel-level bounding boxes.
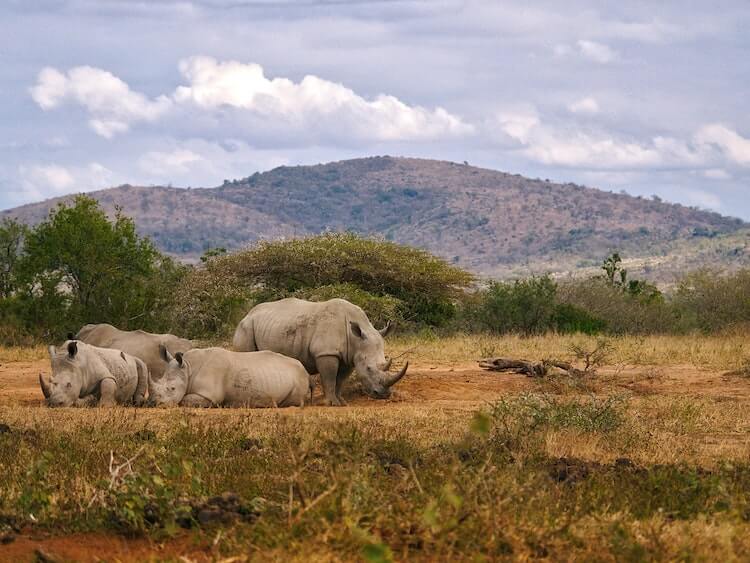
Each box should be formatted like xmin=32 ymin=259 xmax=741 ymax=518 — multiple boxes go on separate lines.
xmin=390 ymin=332 xmax=750 ymax=370
xmin=0 ymin=344 xmax=47 ymax=363
xmin=4 ymin=328 xmax=750 ymax=561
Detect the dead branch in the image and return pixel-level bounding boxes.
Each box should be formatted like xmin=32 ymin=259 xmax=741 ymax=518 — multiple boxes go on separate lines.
xmin=478 ymin=358 xmax=586 ymax=378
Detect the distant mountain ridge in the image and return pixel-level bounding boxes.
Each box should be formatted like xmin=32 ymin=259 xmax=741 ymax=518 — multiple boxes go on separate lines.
xmin=3 ymin=156 xmax=748 ymax=279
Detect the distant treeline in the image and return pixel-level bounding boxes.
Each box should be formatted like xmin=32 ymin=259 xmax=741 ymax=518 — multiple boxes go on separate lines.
xmin=0 ymin=196 xmax=748 ymax=345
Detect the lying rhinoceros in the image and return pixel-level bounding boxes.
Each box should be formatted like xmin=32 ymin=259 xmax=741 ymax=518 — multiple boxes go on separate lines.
xmin=148 ymin=346 xmax=310 ymax=408
xmin=74 ymin=323 xmax=193 ymax=379
xmin=232 ymin=298 xmax=408 ymax=406
xmin=40 ymin=340 xmax=148 ymax=407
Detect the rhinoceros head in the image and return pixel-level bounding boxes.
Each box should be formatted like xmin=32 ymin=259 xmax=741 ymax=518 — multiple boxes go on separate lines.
xmin=149 ymin=344 xmax=189 ymax=406
xmin=43 ymin=341 xmax=84 ymax=407
xmin=349 ymin=321 xmax=408 ymax=399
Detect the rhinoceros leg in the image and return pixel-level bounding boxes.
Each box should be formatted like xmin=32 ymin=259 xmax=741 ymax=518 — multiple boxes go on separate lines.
xmin=74 ymin=394 xmax=98 ymax=407
xmin=335 ymin=366 xmax=353 ymax=406
xmin=99 ymin=378 xmax=118 ymax=407
xmin=316 ymin=356 xmax=343 ymax=406
xmin=180 ymin=394 xmax=214 ymax=408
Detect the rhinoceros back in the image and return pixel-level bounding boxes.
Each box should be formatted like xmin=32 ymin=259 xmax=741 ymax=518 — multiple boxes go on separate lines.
xmin=76 ymin=324 xmax=192 ymax=379
xmin=238 ymin=299 xmax=327 ymax=373
xmin=187 ymin=348 xmax=309 ymax=407
xmin=237 ymin=298 xmax=375 ymax=374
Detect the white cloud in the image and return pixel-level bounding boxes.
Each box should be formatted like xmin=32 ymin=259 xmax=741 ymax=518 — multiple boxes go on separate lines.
xmin=577 ymin=40 xmax=617 ymax=63
xmin=17 ymin=162 xmax=115 ymax=202
xmin=21 ymin=164 xmax=75 ymax=192
xmin=138 ymin=148 xmax=206 ymax=177
xmin=568 ymin=97 xmax=600 ymax=114
xmin=30 ymin=57 xmax=472 ymax=142
xmin=684 ymin=189 xmax=722 ymax=210
xmin=525 ymin=132 xmax=661 ymax=168
xmin=703 ymin=168 xmax=731 ymax=180
xmin=173 ymin=56 xmax=472 ymax=141
xmin=30 ymin=66 xmax=172 ymax=138
xmin=494 ymin=110 xmax=540 ymax=144
xmin=497 ymin=110 xmax=714 ymax=169
xmin=552 ymin=43 xmax=572 ymax=57
xmin=694 ymin=124 xmax=750 ymax=166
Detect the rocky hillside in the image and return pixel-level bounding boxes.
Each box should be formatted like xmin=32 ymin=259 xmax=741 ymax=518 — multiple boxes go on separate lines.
xmin=3 ymin=156 xmax=747 ymax=278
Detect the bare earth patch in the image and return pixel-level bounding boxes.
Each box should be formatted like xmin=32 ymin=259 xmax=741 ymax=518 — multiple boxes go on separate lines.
xmin=2 ymin=346 xmax=750 ymax=561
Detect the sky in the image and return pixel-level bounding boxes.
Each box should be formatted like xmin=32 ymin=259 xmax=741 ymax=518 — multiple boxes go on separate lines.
xmin=1 ymin=0 xmax=749 ymax=218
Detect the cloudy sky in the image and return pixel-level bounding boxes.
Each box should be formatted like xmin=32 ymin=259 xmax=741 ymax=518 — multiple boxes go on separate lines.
xmin=1 ymin=1 xmax=749 ymax=218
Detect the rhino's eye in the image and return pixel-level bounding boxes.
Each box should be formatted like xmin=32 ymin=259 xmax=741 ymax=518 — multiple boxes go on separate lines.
xmin=66 ymin=382 xmax=72 ymax=388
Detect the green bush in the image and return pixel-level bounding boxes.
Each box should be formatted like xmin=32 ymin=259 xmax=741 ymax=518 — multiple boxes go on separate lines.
xmin=556 ymin=278 xmax=673 ymax=334
xmin=292 ymin=283 xmax=402 ymax=329
xmin=0 ymin=196 xmax=186 ymax=342
xmin=174 ymin=233 xmax=475 ymax=337
xmin=672 ymin=269 xmax=750 ymax=333
xmin=474 ymin=276 xmax=558 ymax=335
xmin=552 ymin=303 xmax=606 ymax=334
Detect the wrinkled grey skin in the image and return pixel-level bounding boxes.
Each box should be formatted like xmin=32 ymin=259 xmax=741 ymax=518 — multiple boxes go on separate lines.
xmin=40 ymin=340 xmax=148 ymax=407
xmin=75 ymin=323 xmax=193 ymax=379
xmin=233 ymin=298 xmax=408 ymax=406
xmin=149 ymin=346 xmax=310 ymax=408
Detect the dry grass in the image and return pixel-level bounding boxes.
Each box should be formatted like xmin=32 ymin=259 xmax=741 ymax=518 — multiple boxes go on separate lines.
xmin=0 ymin=344 xmax=47 ymax=363
xmin=390 ymin=332 xmax=750 ymax=370
xmin=3 ymin=333 xmax=750 ymax=560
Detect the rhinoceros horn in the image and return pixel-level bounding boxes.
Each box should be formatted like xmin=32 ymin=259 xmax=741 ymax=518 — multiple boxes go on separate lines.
xmin=39 ymin=373 xmax=51 ymax=399
xmin=382 ymin=358 xmax=393 ymax=372
xmin=383 ymin=361 xmax=408 ymax=388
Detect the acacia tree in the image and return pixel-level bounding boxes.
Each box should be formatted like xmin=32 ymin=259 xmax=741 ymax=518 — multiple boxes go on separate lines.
xmin=16 ymin=195 xmax=170 ymax=334
xmin=172 ymin=232 xmax=476 ymax=337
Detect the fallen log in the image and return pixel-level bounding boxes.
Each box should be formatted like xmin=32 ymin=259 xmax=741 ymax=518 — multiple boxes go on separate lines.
xmin=478 ymin=358 xmax=586 ymax=378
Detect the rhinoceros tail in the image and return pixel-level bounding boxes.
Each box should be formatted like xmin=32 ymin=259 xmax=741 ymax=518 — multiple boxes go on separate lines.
xmin=232 ymin=317 xmax=255 ymax=352
xmin=133 ymin=357 xmax=149 ymax=407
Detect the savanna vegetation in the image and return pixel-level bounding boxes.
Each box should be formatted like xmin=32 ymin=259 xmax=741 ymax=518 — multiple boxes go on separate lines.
xmin=2 ymin=372 xmax=750 ymax=560
xmin=1 ymin=198 xmax=750 ymax=560
xmin=1 ymin=196 xmax=749 ymax=345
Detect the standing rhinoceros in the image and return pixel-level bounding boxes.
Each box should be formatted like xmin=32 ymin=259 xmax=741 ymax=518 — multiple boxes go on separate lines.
xmin=74 ymin=324 xmax=193 ymax=379
xmin=232 ymin=298 xmax=408 ymax=406
xmin=40 ymin=340 xmax=148 ymax=407
xmin=148 ymin=346 xmax=310 ymax=408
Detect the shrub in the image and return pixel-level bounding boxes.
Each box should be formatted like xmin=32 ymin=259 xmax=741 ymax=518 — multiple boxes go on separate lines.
xmin=0 ymin=196 xmax=186 ymax=342
xmin=476 ymin=276 xmax=558 ymax=335
xmin=556 ymin=278 xmax=673 ymax=334
xmin=173 ymin=233 xmax=475 ymax=337
xmin=672 ymin=268 xmax=750 ymax=333
xmin=292 ymin=283 xmax=402 ymax=329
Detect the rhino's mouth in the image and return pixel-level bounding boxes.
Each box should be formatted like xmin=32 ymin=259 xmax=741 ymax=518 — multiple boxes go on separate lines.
xmin=368 ymin=387 xmax=392 ymax=400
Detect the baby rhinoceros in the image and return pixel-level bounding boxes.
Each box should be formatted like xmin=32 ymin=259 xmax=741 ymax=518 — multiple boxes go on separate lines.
xmin=149 ymin=346 xmax=311 ymax=408
xmin=40 ymin=340 xmax=148 ymax=407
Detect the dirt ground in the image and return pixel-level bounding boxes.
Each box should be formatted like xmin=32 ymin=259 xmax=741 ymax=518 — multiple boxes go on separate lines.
xmin=1 ymin=358 xmax=748 ymax=562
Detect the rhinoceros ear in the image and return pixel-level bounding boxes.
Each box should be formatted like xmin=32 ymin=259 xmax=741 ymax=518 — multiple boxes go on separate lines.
xmin=159 ymin=344 xmax=173 ymax=364
xmin=350 ymin=321 xmax=365 ymax=340
xmin=378 ymin=321 xmax=394 ymax=338
xmin=67 ymin=341 xmax=78 ymax=359
xmin=175 ymin=352 xmax=184 ymax=367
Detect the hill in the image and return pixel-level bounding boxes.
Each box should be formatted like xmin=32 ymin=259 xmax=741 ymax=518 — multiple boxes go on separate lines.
xmin=3 ymin=156 xmax=747 ymax=279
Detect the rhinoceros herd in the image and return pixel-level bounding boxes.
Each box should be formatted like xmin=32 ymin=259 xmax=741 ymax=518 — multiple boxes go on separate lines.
xmin=38 ymin=297 xmax=408 ymax=408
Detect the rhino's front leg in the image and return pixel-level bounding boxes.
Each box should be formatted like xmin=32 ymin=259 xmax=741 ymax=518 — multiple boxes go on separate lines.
xmin=180 ymin=394 xmax=214 ymax=408
xmin=335 ymin=367 xmax=352 ymax=406
xmin=316 ymin=356 xmax=343 ymax=406
xmin=74 ymin=394 xmax=98 ymax=408
xmin=99 ymin=378 xmax=118 ymax=407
